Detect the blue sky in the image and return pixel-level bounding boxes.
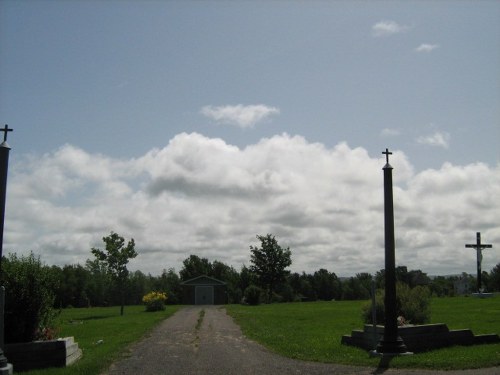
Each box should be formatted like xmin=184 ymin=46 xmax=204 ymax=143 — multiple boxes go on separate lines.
xmin=0 ymin=1 xmax=499 ymax=277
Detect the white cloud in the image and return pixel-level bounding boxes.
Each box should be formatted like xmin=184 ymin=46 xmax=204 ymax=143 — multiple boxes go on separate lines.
xmin=381 ymin=128 xmax=401 ymax=137
xmin=201 ymin=104 xmax=280 ymax=128
xmin=417 ymin=131 xmax=450 ymax=149
xmin=415 ymin=43 xmax=440 ymax=53
xmin=371 ymin=20 xmax=410 ymax=37
xmin=5 ymin=133 xmax=499 ymax=277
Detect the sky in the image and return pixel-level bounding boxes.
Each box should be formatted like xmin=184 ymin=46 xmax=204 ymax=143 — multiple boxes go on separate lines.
xmin=0 ymin=1 xmax=499 ymax=277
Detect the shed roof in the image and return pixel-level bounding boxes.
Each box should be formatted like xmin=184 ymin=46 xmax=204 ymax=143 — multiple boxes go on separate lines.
xmin=180 ymin=275 xmax=226 ymax=286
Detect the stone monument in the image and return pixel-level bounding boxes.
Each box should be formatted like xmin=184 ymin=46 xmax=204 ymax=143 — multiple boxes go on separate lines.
xmin=374 ymin=149 xmax=411 ymax=356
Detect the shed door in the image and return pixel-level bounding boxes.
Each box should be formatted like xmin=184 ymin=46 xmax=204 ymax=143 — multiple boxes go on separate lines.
xmin=195 ymin=286 xmax=214 ymax=305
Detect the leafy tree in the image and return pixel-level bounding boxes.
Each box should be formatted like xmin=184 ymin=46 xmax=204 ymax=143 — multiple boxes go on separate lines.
xmin=299 ymin=273 xmax=317 ymax=301
xmin=239 ymin=265 xmax=256 ymax=295
xmin=312 ymin=269 xmax=342 ymax=301
xmin=362 ymin=282 xmax=431 ymax=325
xmin=91 ymin=232 xmax=137 ymax=315
xmin=151 ymin=268 xmax=182 ymax=304
xmin=55 ymin=264 xmax=91 ymax=308
xmin=85 ymin=258 xmax=112 ymax=306
xmin=1 ymin=253 xmax=58 ymax=343
xmin=243 ymin=285 xmax=263 ymax=305
xmin=212 ymin=260 xmax=241 ymax=303
xmin=342 ymin=276 xmax=370 ymax=300
xmin=249 ymin=234 xmax=292 ymax=303
xmin=488 ymin=263 xmax=500 ymax=292
xmin=407 ymin=269 xmax=431 ymax=288
xmin=127 ymin=270 xmax=149 ymax=305
xmin=179 ymin=255 xmax=212 ymax=281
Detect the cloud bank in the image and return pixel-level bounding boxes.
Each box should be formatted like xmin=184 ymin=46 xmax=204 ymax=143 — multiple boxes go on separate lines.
xmin=201 ymin=104 xmax=280 ymax=128
xmin=6 ymin=133 xmax=499 ymax=276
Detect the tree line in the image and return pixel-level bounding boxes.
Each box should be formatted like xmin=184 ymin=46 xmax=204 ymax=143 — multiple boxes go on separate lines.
xmin=4 ymin=232 xmax=498 ymax=344
xmin=3 ymin=232 xmax=500 ymax=310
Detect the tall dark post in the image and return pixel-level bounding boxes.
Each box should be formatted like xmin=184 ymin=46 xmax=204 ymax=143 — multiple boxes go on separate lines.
xmin=376 ymin=149 xmax=409 ymax=355
xmin=0 ymin=125 xmax=13 ymax=374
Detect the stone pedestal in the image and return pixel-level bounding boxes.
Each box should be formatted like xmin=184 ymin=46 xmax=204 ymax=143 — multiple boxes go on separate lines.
xmin=342 ymin=323 xmax=500 ymax=352
xmin=5 ymin=337 xmax=82 ymax=372
xmin=0 ymin=364 xmax=12 ymax=375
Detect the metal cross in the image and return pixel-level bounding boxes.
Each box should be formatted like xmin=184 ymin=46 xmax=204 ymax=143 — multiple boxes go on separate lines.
xmin=466 ymin=232 xmax=493 ymax=253
xmin=382 ymin=148 xmax=392 ymax=164
xmin=0 ymin=125 xmax=13 ymax=142
xmin=465 ymin=232 xmax=493 ymax=292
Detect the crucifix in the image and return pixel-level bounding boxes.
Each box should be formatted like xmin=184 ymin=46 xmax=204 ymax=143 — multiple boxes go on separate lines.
xmin=0 ymin=125 xmax=13 ymax=143
xmin=465 ymin=232 xmax=493 ymax=293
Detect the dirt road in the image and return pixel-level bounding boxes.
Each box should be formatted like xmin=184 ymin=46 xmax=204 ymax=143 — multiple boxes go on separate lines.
xmin=102 ymin=306 xmax=498 ymax=375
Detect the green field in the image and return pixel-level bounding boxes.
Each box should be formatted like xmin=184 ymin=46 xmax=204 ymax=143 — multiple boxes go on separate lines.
xmin=19 ymin=297 xmax=500 ymax=373
xmin=226 ymin=297 xmax=500 ymax=370
xmin=21 ymin=305 xmax=180 ymax=375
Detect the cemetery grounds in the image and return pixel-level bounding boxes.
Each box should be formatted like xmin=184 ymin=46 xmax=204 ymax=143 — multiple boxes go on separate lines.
xmin=20 ymin=296 xmax=500 ymax=374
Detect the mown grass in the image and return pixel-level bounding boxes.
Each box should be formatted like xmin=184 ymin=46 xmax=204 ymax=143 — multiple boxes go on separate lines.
xmin=226 ymin=296 xmax=500 ymax=370
xmin=21 ymin=305 xmax=180 ymax=375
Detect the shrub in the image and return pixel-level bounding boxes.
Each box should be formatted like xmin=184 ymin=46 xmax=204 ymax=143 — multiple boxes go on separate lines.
xmin=362 ymin=282 xmax=431 ymax=325
xmin=0 ymin=252 xmax=59 ymax=343
xmin=142 ymin=291 xmax=167 ymax=312
xmin=243 ymin=285 xmax=263 ymax=305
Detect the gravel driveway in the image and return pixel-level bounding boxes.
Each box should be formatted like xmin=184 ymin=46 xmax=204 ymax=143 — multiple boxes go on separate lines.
xmin=102 ymin=306 xmax=498 ymax=375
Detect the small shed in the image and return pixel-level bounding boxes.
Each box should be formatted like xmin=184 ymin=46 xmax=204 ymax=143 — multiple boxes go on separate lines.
xmin=180 ymin=275 xmax=227 ymax=305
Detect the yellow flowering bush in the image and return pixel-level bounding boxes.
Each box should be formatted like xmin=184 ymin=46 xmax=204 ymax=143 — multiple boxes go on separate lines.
xmin=142 ymin=291 xmax=168 ymax=312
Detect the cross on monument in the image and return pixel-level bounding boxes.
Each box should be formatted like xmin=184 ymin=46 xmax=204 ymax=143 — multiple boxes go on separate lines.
xmin=382 ymin=148 xmax=392 ymax=165
xmin=465 ymin=232 xmax=493 ymax=293
xmin=0 ymin=125 xmax=13 ymax=143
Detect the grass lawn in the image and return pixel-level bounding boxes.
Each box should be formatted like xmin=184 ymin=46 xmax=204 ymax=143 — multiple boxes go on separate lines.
xmin=21 ymin=305 xmax=180 ymax=375
xmin=226 ymin=296 xmax=500 ymax=370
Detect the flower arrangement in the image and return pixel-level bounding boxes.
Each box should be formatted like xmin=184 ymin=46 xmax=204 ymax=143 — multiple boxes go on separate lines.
xmin=34 ymin=326 xmax=59 ymax=341
xmin=142 ymin=291 xmax=168 ymax=312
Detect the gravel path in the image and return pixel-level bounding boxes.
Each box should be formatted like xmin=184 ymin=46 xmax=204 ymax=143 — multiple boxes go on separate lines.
xmin=102 ymin=306 xmax=499 ymax=375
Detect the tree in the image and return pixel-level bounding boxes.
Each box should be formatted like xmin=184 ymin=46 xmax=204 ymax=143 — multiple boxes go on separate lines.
xmin=150 ymin=268 xmax=182 ymax=305
xmin=91 ymin=232 xmax=137 ymax=315
xmin=1 ymin=253 xmax=58 ymax=343
xmin=249 ymin=234 xmax=292 ymax=303
xmin=312 ymin=269 xmax=341 ymax=301
xmin=488 ymin=263 xmax=500 ymax=292
xmin=85 ymin=258 xmax=113 ymax=306
xmin=55 ymin=264 xmax=91 ymax=308
xmin=179 ymin=255 xmax=212 ymax=281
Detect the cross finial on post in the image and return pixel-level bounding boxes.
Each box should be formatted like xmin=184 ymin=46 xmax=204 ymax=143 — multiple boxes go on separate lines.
xmin=382 ymin=148 xmax=392 ymax=165
xmin=0 ymin=125 xmax=13 ymax=143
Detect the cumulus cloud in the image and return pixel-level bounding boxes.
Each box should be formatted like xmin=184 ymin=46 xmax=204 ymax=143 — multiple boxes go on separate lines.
xmin=201 ymin=104 xmax=280 ymax=128
xmin=372 ymin=20 xmax=410 ymax=37
xmin=415 ymin=43 xmax=440 ymax=53
xmin=417 ymin=131 xmax=450 ymax=149
xmin=5 ymin=133 xmax=499 ymax=277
